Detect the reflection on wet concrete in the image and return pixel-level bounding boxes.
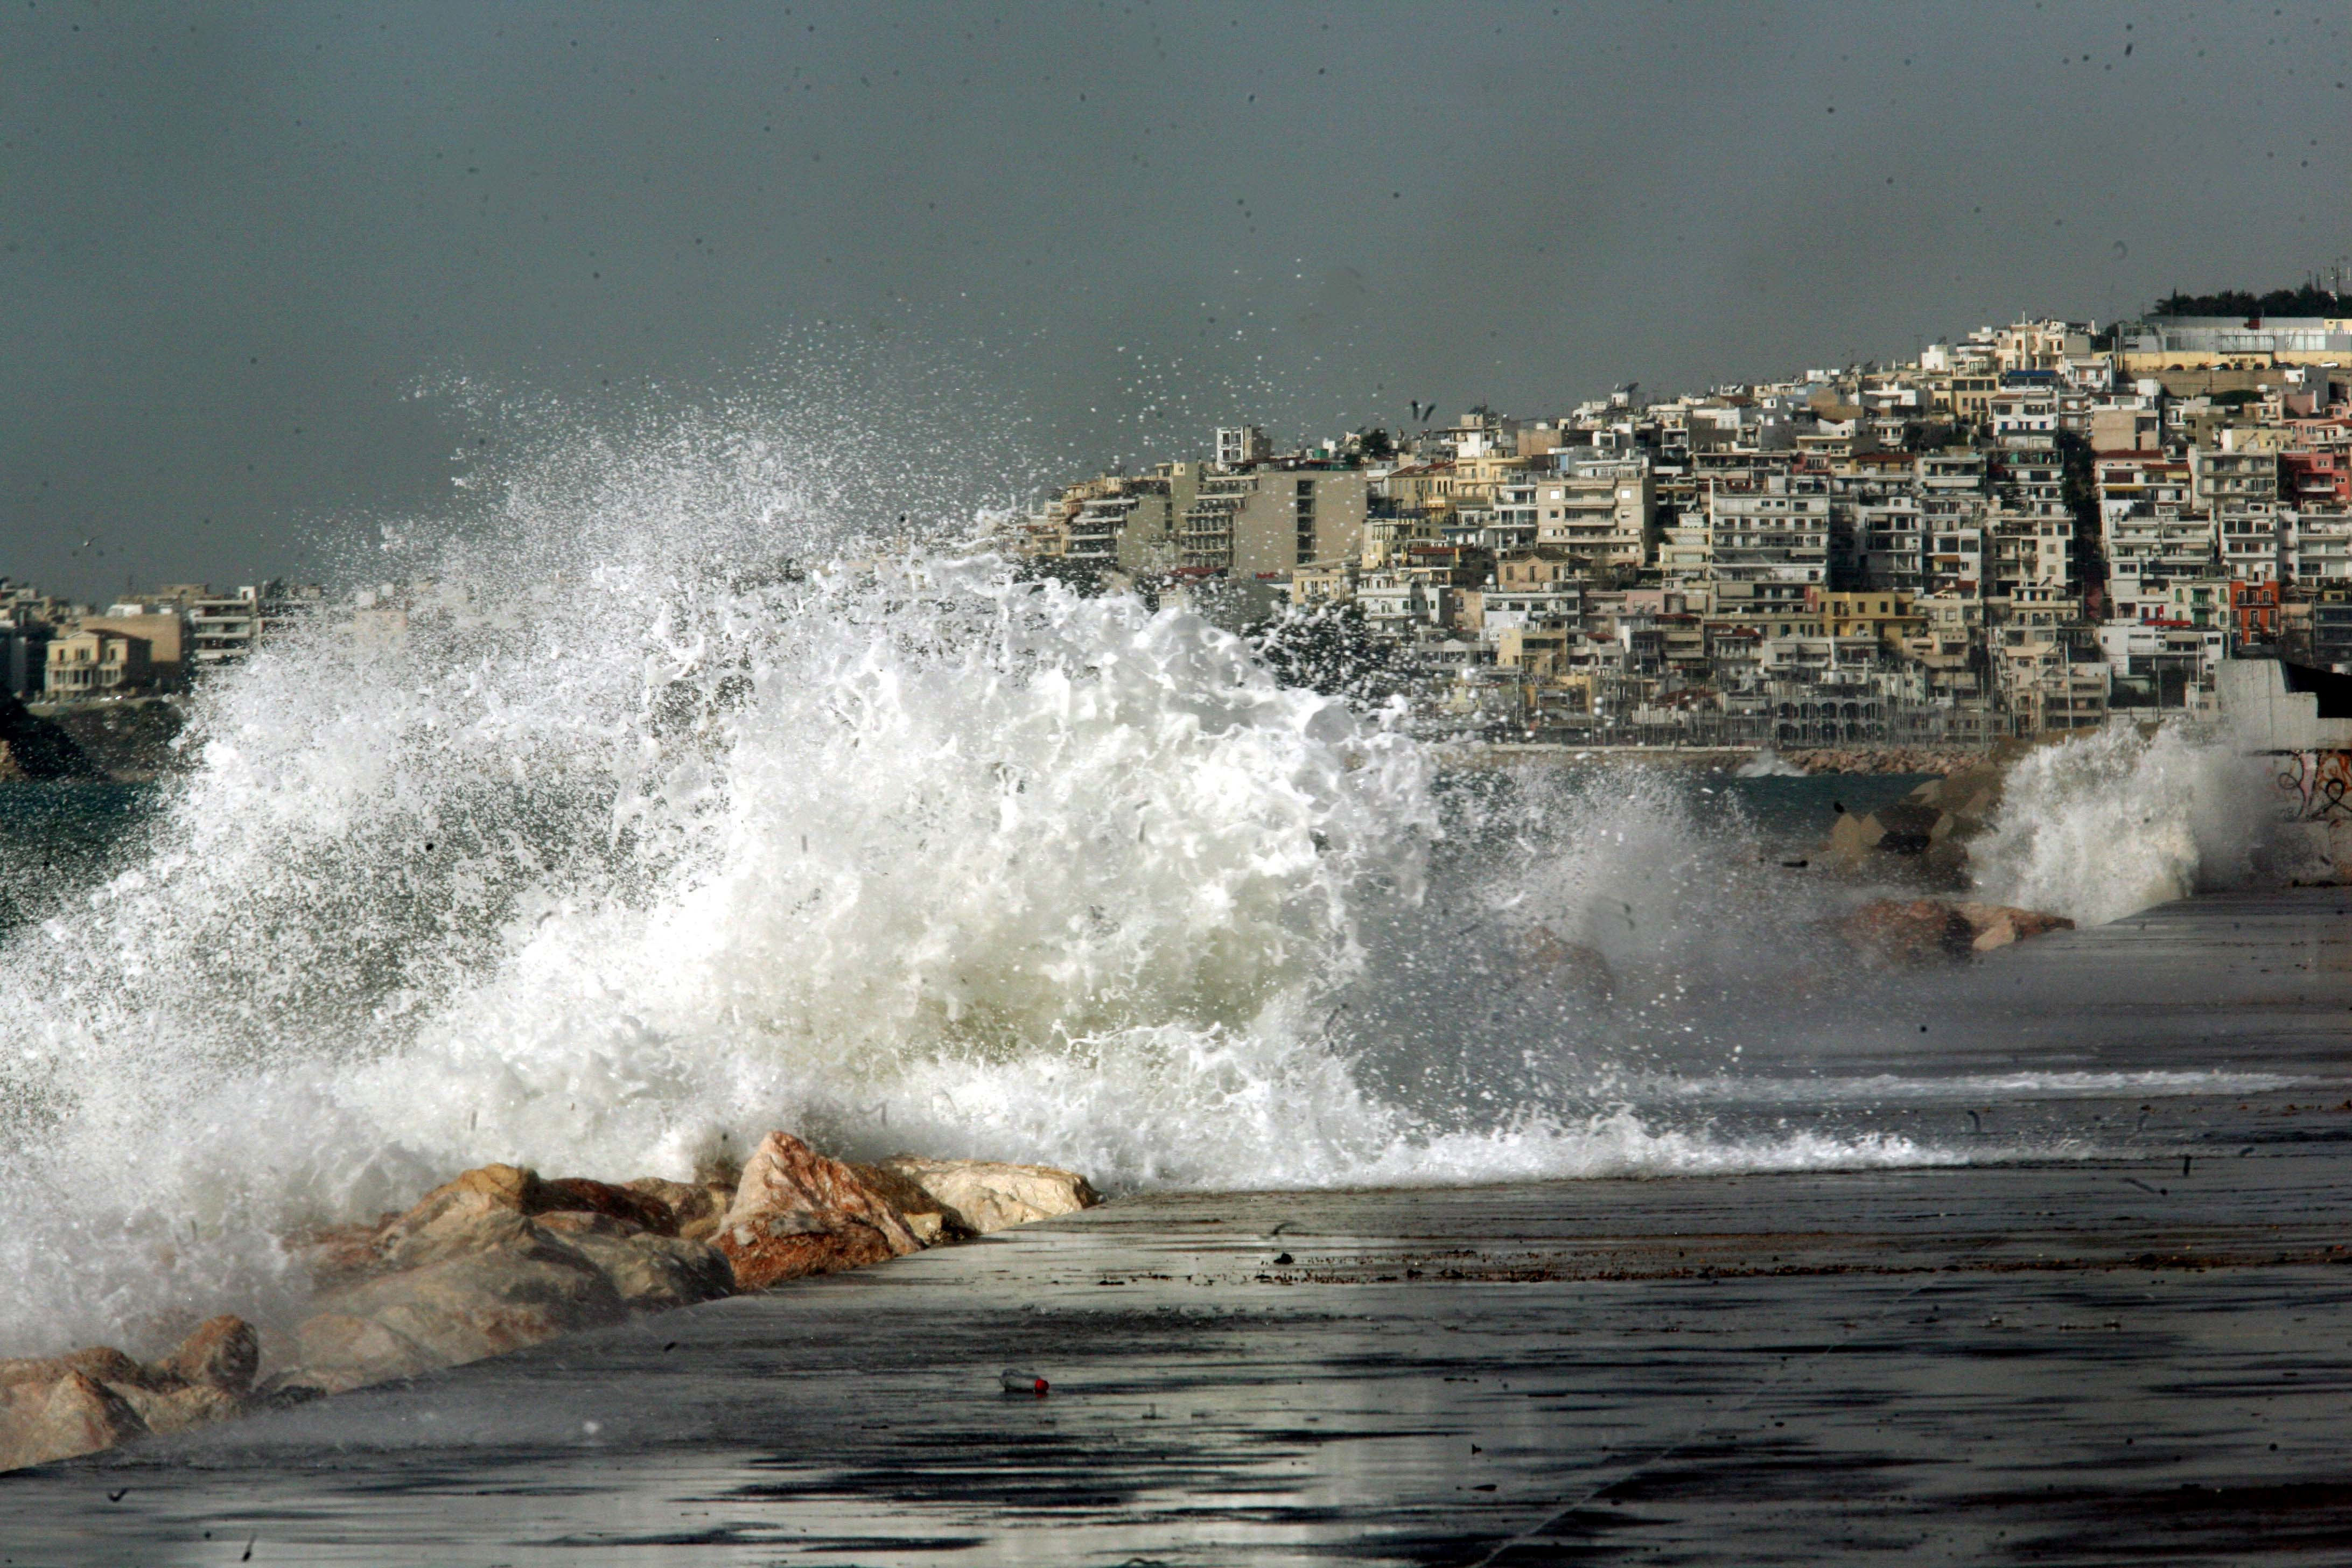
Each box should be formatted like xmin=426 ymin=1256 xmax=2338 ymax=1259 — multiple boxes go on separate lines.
xmin=10 ymin=890 xmax=2352 ymax=1564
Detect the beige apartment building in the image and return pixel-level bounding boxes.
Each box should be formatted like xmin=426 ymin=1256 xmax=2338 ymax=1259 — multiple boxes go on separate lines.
xmin=1177 ymin=469 xmax=1368 ymax=576
xmin=44 ymin=628 xmax=154 ymax=696
xmin=1534 ymin=457 xmax=1655 ymax=568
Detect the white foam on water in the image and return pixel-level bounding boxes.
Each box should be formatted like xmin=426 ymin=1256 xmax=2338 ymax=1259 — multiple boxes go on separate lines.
xmin=1734 ymin=750 xmax=1808 ymax=778
xmin=1969 ymin=722 xmax=2279 ymax=927
xmin=0 ymin=404 xmax=2214 ymax=1355
xmin=1637 ymin=1070 xmax=2306 ymax=1105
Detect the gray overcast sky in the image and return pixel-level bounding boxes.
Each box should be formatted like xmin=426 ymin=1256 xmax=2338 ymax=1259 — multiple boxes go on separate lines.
xmin=4 ymin=0 xmax=2348 ymax=600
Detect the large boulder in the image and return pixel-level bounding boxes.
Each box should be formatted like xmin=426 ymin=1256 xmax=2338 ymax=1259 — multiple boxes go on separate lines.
xmin=1815 ymin=756 xmax=2015 ymax=884
xmin=724 ymin=1133 xmax=926 ymax=1254
xmin=0 ymin=1345 xmax=153 ymax=1393
xmin=624 ymin=1177 xmax=736 ymax=1242
xmin=871 ymin=1156 xmax=1102 ymax=1236
xmin=1835 ymin=897 xmax=2073 ymax=964
xmin=283 ymin=1176 xmax=738 ymax=1395
xmin=1837 ymin=898 xmax=1979 ymax=965
xmin=283 ymin=1314 xmax=443 ymax=1396
xmin=109 ymin=1381 xmax=247 ymax=1437
xmin=1954 ymin=902 xmax=2075 ymax=952
xmin=0 ymin=1372 xmax=148 ymax=1472
xmin=155 ymin=1314 xmax=260 ymax=1395
xmin=1910 ymin=758 xmax=2008 ymax=828
xmin=712 ymin=1131 xmax=926 ymax=1289
xmin=844 ymin=1163 xmax=979 ymax=1247
xmin=531 ymin=1212 xmax=735 ymax=1312
xmin=309 ymin=1217 xmax=630 ymax=1373
xmin=0 ymin=1314 xmax=265 ymax=1470
xmin=713 ymin=1208 xmax=905 ymax=1290
xmin=324 ymin=1163 xmax=706 ymax=1283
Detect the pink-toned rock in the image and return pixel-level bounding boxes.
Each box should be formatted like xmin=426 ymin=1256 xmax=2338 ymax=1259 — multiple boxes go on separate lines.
xmin=722 ymin=1132 xmax=925 ymax=1258
xmin=871 ymin=1157 xmax=1102 ymax=1236
xmin=1955 ymin=902 xmax=2075 ymax=952
xmin=709 ymin=1129 xmax=946 ymax=1287
xmin=0 ymin=1371 xmax=148 ymax=1472
xmin=714 ymin=1208 xmax=903 ymax=1290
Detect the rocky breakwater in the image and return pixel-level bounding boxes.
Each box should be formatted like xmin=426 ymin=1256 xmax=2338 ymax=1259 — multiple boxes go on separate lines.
xmin=0 ymin=1133 xmax=1099 ymax=1472
xmin=1777 ymin=745 xmax=1987 ymax=777
xmin=1810 ymin=754 xmax=2076 ymax=963
xmin=1835 ymin=898 xmax=2074 ymax=965
xmin=1815 ymin=757 xmax=2008 ymax=885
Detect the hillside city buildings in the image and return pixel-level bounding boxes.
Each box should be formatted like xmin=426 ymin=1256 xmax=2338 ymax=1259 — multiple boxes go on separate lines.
xmin=12 ymin=307 xmax=2352 ymax=755
xmin=0 ymin=580 xmax=321 ymax=702
xmin=1009 ymin=312 xmax=2352 ymax=745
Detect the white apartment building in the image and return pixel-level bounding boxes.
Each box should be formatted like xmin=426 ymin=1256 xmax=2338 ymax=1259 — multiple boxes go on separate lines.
xmin=1705 ymin=474 xmax=1829 ymax=615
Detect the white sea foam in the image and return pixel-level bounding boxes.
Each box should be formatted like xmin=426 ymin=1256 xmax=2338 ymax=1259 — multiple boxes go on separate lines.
xmin=0 ymin=406 xmax=2235 ymax=1355
xmin=1734 ymin=750 xmax=1808 ymax=778
xmin=1969 ymin=722 xmax=2279 ymax=926
xmin=1640 ymin=1070 xmax=2305 ymax=1104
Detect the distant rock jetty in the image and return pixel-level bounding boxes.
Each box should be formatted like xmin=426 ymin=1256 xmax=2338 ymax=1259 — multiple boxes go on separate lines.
xmin=0 ymin=1131 xmax=1099 ymax=1472
xmin=1774 ymin=746 xmax=1986 ymax=777
xmin=1458 ymin=744 xmax=1985 ymax=775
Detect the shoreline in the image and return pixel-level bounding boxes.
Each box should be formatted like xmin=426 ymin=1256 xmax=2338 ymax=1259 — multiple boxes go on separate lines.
xmin=10 ymin=888 xmax=2351 ymax=1562
xmin=0 ymin=1137 xmax=1100 ymax=1474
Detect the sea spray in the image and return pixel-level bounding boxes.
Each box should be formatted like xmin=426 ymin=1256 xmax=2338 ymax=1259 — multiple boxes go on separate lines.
xmin=0 ymin=404 xmax=1985 ymax=1356
xmin=1969 ymin=722 xmax=2276 ymax=927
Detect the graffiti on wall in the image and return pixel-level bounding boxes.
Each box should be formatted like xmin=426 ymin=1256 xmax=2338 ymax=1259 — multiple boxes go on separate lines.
xmin=2274 ymin=750 xmax=2352 ymax=821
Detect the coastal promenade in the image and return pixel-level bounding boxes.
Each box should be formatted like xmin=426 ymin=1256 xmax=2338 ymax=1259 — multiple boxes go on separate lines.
xmin=11 ymin=890 xmax=2352 ymax=1564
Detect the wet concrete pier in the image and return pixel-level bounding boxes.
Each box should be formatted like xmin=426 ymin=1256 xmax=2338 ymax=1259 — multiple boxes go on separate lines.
xmin=9 ymin=890 xmax=2352 ymax=1565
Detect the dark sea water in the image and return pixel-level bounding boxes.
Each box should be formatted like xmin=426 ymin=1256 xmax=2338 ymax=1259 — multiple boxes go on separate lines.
xmin=1698 ymin=771 xmax=1934 ymax=854
xmin=0 ymin=781 xmax=157 ymax=939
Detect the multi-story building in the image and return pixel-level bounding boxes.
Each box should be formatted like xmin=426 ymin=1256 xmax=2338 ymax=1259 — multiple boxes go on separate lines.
xmin=2289 ymin=509 xmax=2352 ymax=585
xmin=189 ymin=587 xmax=265 ymax=668
xmin=0 ymin=625 xmax=50 ymax=698
xmin=1178 ymin=468 xmax=1368 ymax=576
xmin=1532 ymin=452 xmax=1655 ymax=568
xmin=1704 ymin=473 xmax=1829 ymax=618
xmin=43 ymin=628 xmax=153 ymax=697
xmin=2191 ymin=447 xmax=2279 ymax=512
xmin=2283 ymin=448 xmax=2352 ymax=508
xmin=1055 ymin=465 xmax=1203 ymax=575
xmin=1215 ymin=426 xmax=1271 ymax=467
xmin=2217 ymin=506 xmax=2286 ymax=584
xmin=1854 ymin=496 xmax=1926 ymax=592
